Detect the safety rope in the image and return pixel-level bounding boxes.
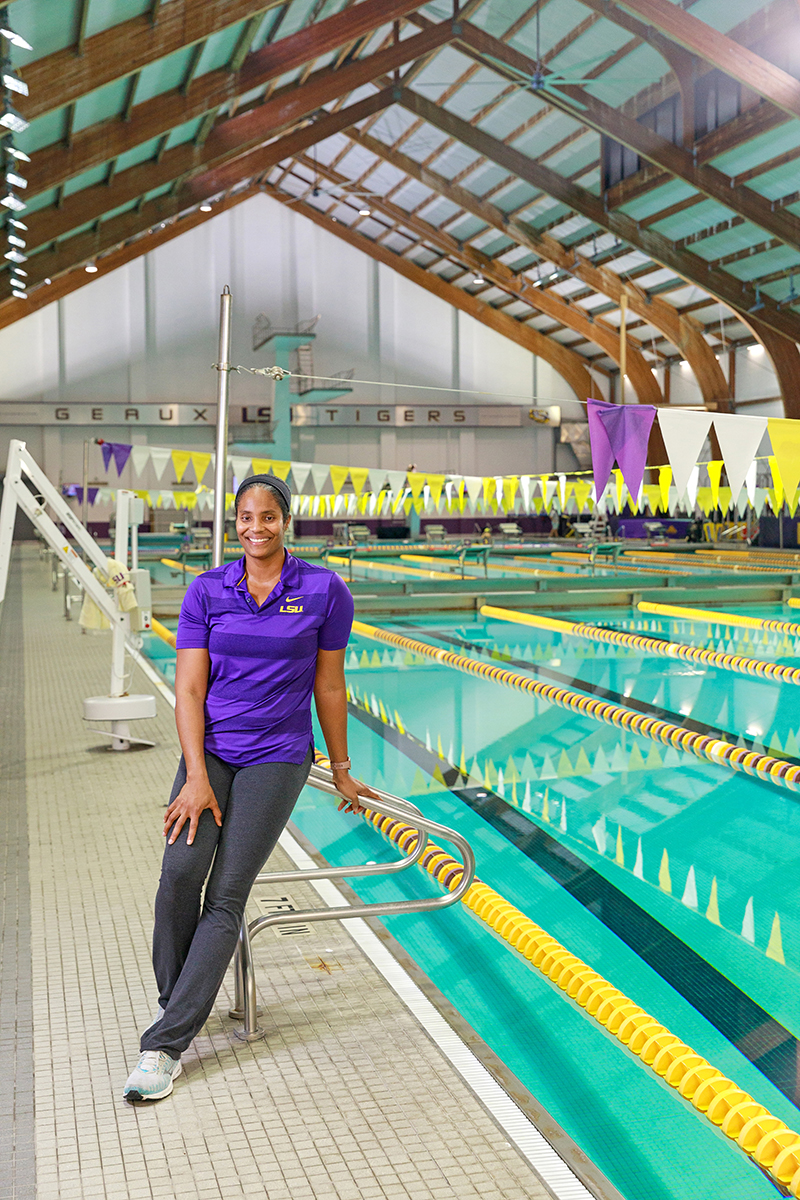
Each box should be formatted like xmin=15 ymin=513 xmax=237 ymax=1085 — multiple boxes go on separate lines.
xmin=350 ymin=620 xmax=800 ymax=793
xmin=638 ymin=600 xmax=800 ymax=638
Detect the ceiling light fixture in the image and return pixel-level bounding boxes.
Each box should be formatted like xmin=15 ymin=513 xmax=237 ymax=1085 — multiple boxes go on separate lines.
xmin=472 ymin=273 xmax=485 ymax=284
xmin=85 ymin=262 xmax=98 ymax=273
xmin=7 ymin=233 xmax=24 ymax=248
xmin=0 ymin=103 xmax=29 ymax=133
xmin=358 ymin=207 xmax=371 ymax=217
xmin=43 ymin=277 xmax=51 ymax=284
xmin=4 ymin=247 xmax=26 ymax=262
xmin=199 ymin=203 xmax=212 ymax=212
xmin=0 ymin=192 xmax=26 ymax=211
xmin=1 ymin=71 xmax=27 ymax=96
xmin=11 ymin=288 xmax=26 ymax=299
xmin=0 ymin=21 xmax=32 ymax=51
xmin=5 ymin=169 xmax=26 ymax=189
xmin=11 ymin=265 xmax=26 ymax=277
xmin=7 ymin=215 xmax=26 ymax=229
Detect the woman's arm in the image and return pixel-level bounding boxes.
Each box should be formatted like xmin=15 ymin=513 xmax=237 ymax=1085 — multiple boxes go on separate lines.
xmin=163 ymin=647 xmax=222 ymax=845
xmin=314 ymin=647 xmax=378 ymax=813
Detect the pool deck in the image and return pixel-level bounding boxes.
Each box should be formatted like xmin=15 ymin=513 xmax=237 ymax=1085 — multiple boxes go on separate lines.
xmin=0 ymin=546 xmax=613 ymax=1200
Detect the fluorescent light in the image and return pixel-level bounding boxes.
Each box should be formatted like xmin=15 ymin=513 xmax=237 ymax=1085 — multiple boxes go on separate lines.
xmin=43 ymin=277 xmax=51 ymax=284
xmin=7 ymin=233 xmax=25 ymax=248
xmin=549 ymin=271 xmax=558 ymax=280
xmin=0 ymin=25 xmax=33 ymax=51
xmin=85 ymin=263 xmax=98 ymax=273
xmin=0 ymin=192 xmax=26 ymax=212
xmin=4 ymin=247 xmax=26 ymax=262
xmin=2 ymin=72 xmax=28 ymax=96
xmin=472 ymin=274 xmax=485 ymax=284
xmin=0 ymin=105 xmax=29 ymax=134
xmin=4 ymin=146 xmax=30 ymax=163
xmin=11 ymin=266 xmax=27 ymax=277
xmin=358 ymin=207 xmax=371 ymax=216
xmin=199 ymin=203 xmax=212 ymax=212
xmin=5 ymin=171 xmax=26 ymax=189
xmin=8 ymin=216 xmax=27 ymax=229
xmin=11 ymin=288 xmax=26 ymax=299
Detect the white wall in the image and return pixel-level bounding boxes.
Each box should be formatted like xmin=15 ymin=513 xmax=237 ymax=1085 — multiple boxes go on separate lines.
xmin=0 ymin=192 xmax=581 ymax=489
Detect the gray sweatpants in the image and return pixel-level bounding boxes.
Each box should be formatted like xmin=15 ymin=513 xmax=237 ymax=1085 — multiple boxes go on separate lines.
xmin=140 ymin=747 xmax=313 ymax=1058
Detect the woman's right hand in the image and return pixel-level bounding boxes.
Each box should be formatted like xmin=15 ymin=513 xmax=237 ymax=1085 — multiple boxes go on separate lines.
xmin=164 ymin=777 xmax=222 ymax=846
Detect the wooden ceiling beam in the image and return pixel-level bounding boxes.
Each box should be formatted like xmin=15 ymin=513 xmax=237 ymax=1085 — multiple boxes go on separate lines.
xmin=21 ymin=90 xmax=395 ymax=253
xmin=396 ymin=89 xmax=800 ymax=344
xmin=20 ymin=1 xmax=284 ymax=121
xmin=286 ymin=154 xmax=663 ymax=402
xmin=261 ymin=185 xmax=597 ymax=401
xmin=5 ymin=92 xmax=396 ymax=294
xmin=458 ymin=24 xmax=800 ymax=256
xmin=24 ymin=16 xmax=451 ymax=199
xmin=609 ymin=0 xmax=800 ymax=122
xmin=348 ymin=127 xmax=730 ymax=406
xmin=0 ymin=187 xmax=259 ymax=332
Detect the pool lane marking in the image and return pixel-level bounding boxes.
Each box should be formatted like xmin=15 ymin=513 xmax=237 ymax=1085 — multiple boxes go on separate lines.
xmin=160 ymin=557 xmax=204 ymax=575
xmin=327 ymin=554 xmax=455 ymax=581
xmin=400 ymin=553 xmax=571 ymax=580
xmin=341 ymin=691 xmax=800 ymax=1193
xmin=638 ymin=600 xmax=800 ymax=638
xmin=481 ymin=604 xmax=800 ymax=686
xmin=276 ymin=826 xmax=602 ymax=1200
xmin=351 ymin=621 xmax=800 ymax=795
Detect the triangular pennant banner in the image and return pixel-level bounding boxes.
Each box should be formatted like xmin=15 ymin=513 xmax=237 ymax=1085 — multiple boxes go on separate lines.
xmin=172 ymin=449 xmax=191 ymax=482
xmin=149 ymin=447 xmax=171 ymax=480
xmin=767 ymin=418 xmax=800 ymax=502
xmin=712 ymin=414 xmax=767 ymax=506
xmin=407 ymin=472 xmax=426 ymax=500
xmin=229 ymin=455 xmax=252 ymax=483
xmin=290 ymin=461 xmax=312 ymax=493
xmin=349 ymin=467 xmax=370 ymax=496
xmin=658 ymin=465 xmax=672 ymax=512
xmin=190 ymin=452 xmax=212 ymax=484
xmin=464 ymin=476 xmax=483 ymax=505
xmin=385 ymin=470 xmax=407 ymax=496
xmin=427 ymin=474 xmax=446 ymax=508
xmin=329 ymin=465 xmax=349 ymax=495
xmin=707 ymin=460 xmax=723 ymax=510
xmin=368 ymin=467 xmax=387 ymax=495
xmin=657 ymin=409 xmax=712 ymax=500
xmin=310 ymin=464 xmax=331 ymax=494
xmin=251 ymin=457 xmax=272 ymax=473
xmin=111 ymin=443 xmax=132 ymax=475
xmin=587 ymin=398 xmax=656 ymax=500
xmin=270 ymin=460 xmax=291 ymax=481
xmin=130 ymin=445 xmax=151 ymax=477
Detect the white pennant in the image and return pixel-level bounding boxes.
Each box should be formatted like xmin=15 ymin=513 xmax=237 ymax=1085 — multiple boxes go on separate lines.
xmin=463 ymin=475 xmax=483 ymax=506
xmin=712 ymin=414 xmax=767 ymax=505
xmin=384 ymin=470 xmax=407 ymax=495
xmin=130 ymin=445 xmax=151 ymax=477
xmin=310 ymin=464 xmax=331 ymax=494
xmin=657 ymin=409 xmax=712 ymax=501
xmin=149 ymin=446 xmax=172 ymax=481
xmin=745 ymin=459 xmax=757 ymax=506
xmin=685 ymin=464 xmax=700 ymax=508
xmin=519 ymin=475 xmax=532 ymax=512
xmin=229 ymin=455 xmax=252 ymax=483
xmin=290 ymin=461 xmax=313 ymax=494
xmin=368 ymin=467 xmax=387 ymax=495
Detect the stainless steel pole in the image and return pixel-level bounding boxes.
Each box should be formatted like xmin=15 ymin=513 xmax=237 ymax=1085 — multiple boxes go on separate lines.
xmin=81 ymin=439 xmax=89 ymax=529
xmin=213 ymin=285 xmax=233 ymax=568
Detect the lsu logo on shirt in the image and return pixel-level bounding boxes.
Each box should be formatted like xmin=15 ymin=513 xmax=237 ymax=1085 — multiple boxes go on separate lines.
xmin=279 ymin=596 xmax=304 ymax=613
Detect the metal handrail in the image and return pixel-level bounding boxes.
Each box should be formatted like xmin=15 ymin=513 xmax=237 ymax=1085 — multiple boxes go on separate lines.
xmin=230 ymin=763 xmax=476 ymax=1040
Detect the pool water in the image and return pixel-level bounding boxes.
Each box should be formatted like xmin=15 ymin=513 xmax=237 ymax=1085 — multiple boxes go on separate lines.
xmin=140 ymin=586 xmax=800 ymax=1200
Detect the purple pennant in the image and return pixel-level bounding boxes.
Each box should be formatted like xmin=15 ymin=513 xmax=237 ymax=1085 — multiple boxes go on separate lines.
xmin=111 ymin=442 xmax=132 ymax=475
xmin=88 ymin=487 xmax=99 ymax=506
xmin=101 ymin=442 xmax=113 ymax=472
xmin=587 ymin=398 xmax=656 ymax=500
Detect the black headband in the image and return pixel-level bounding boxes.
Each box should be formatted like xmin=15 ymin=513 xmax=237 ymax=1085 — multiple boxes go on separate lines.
xmin=235 ymin=473 xmax=291 ymax=510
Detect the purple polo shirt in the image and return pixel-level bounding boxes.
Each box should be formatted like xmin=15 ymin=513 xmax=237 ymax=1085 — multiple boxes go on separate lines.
xmin=175 ymin=553 xmax=354 ymax=766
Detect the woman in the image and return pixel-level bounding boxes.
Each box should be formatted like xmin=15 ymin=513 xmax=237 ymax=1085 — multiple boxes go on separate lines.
xmin=124 ymin=473 xmax=374 ymax=1101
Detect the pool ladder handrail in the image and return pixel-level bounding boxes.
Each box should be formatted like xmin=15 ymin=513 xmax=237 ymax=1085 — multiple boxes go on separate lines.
xmin=230 ymin=762 xmax=476 ymax=1040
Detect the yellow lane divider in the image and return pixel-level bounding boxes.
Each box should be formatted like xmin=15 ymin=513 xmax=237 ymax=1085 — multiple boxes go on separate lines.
xmin=638 ymin=600 xmax=800 ymax=638
xmin=351 ymin=620 xmax=800 ymax=792
xmin=400 ymin=553 xmax=568 ymax=579
xmin=151 ymin=618 xmax=177 ymax=649
xmin=360 ymin=810 xmax=800 ymax=1195
xmin=622 ymin=551 xmax=782 ymax=575
xmin=480 ymin=604 xmax=800 ymax=685
xmin=548 ymin=551 xmax=694 ymax=577
xmin=160 ymin=557 xmax=203 ymax=575
xmin=327 ymin=554 xmax=454 ymax=581
xmin=696 ymin=549 xmax=800 ymax=567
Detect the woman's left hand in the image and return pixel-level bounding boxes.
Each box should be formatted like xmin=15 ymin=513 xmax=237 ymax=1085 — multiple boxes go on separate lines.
xmin=332 ymin=770 xmax=379 ymax=814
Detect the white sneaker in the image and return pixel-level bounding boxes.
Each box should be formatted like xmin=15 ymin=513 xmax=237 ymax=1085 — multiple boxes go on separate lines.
xmin=123 ymin=1051 xmax=182 ymax=1102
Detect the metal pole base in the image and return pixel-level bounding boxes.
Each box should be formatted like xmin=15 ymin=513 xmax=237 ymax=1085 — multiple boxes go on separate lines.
xmin=227 ymin=1004 xmax=262 ymax=1020
xmin=233 ymin=1024 xmax=267 ymax=1042
xmin=110 ymin=720 xmax=131 ymax=751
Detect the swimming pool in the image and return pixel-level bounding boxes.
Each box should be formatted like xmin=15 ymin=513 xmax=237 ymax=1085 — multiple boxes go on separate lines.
xmin=140 ymin=588 xmax=800 ymax=1200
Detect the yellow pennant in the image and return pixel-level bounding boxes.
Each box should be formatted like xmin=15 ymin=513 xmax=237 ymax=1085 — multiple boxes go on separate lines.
xmin=768 ymin=418 xmax=800 ymax=502
xmin=190 ymin=452 xmax=212 ymax=484
xmin=614 ymin=468 xmax=625 ymax=510
xmin=427 ymin=474 xmax=446 ymax=509
xmin=573 ymin=480 xmax=593 ymax=513
xmin=349 ymin=467 xmax=369 ymax=496
xmin=643 ymin=484 xmax=661 ymax=514
xmin=707 ymin=460 xmax=723 ymax=510
xmin=483 ymin=477 xmax=496 ymax=505
xmin=251 ymin=457 xmax=271 ymax=474
xmin=270 ymin=460 xmax=291 ymax=481
xmin=502 ymin=476 xmax=518 ymax=513
xmin=769 ymin=455 xmax=784 ymax=510
xmin=329 ymin=465 xmax=349 ymax=495
xmin=171 ymin=450 xmax=191 ymax=482
xmin=407 ymin=471 xmax=426 ymax=500
xmin=658 ymin=464 xmax=672 ymax=512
